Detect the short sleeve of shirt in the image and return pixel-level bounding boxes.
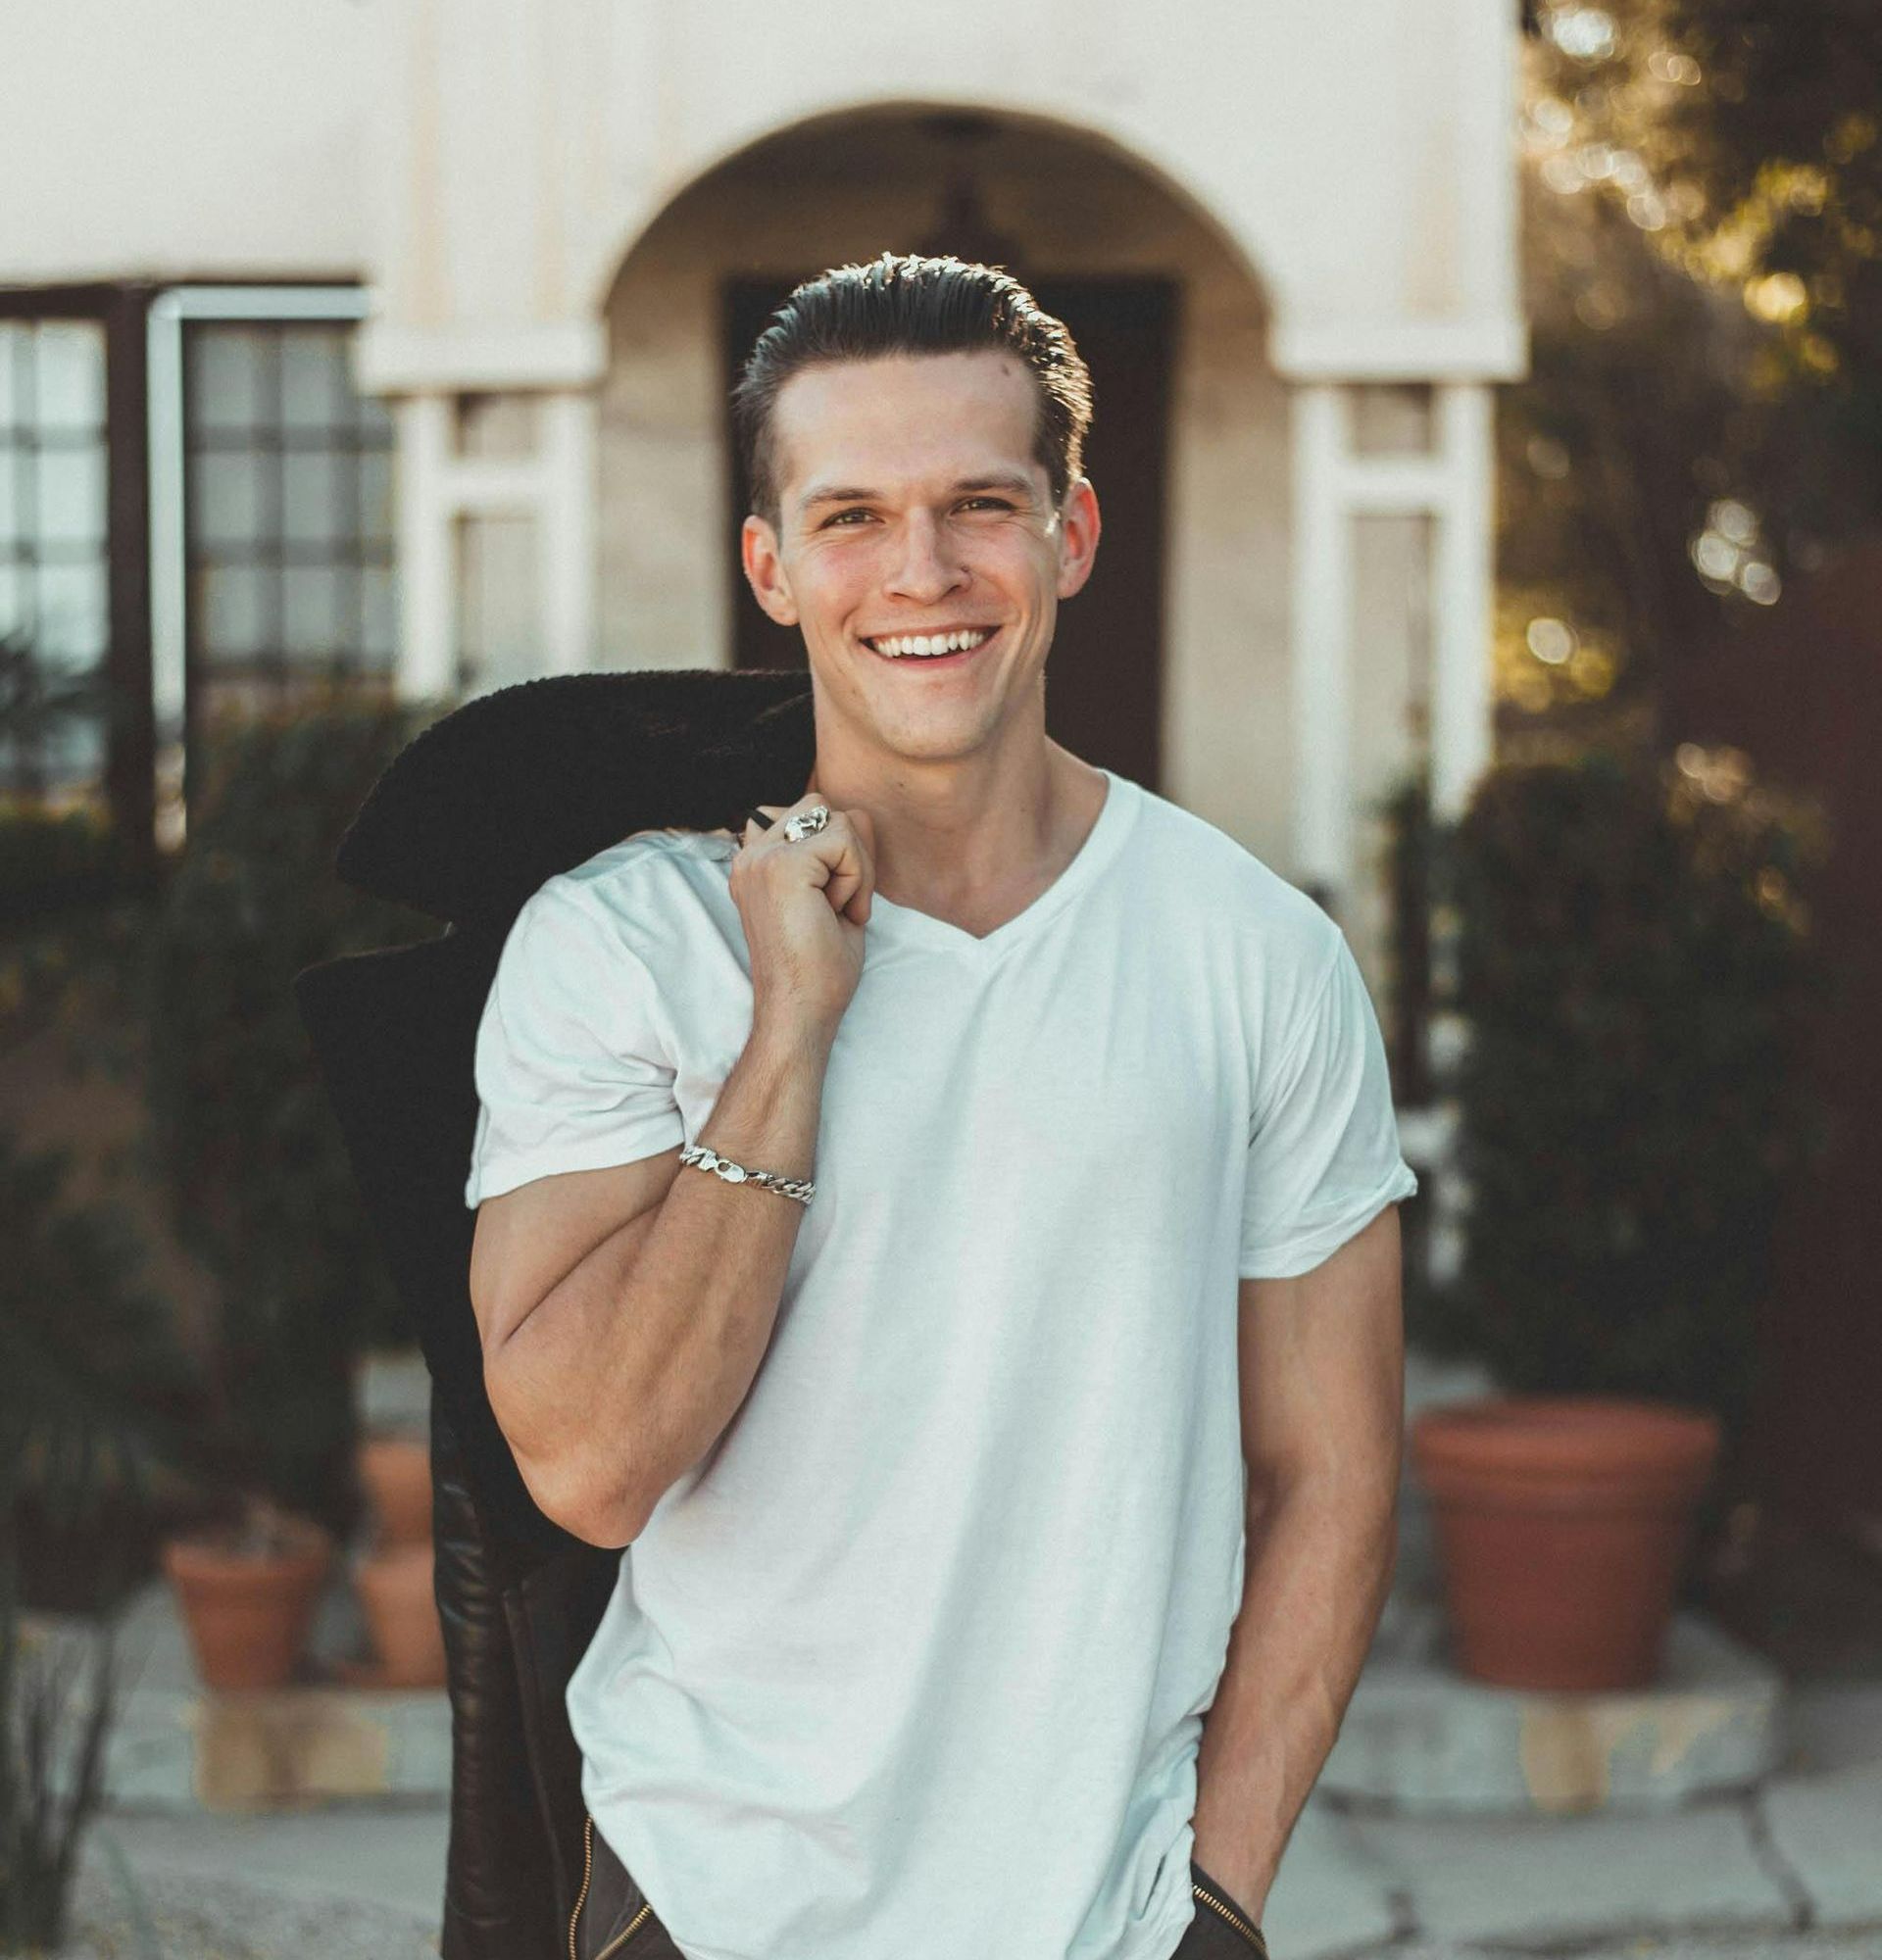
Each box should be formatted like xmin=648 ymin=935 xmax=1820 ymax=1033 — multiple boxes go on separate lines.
xmin=464 ymin=878 xmax=685 ymax=1208
xmin=1240 ymin=928 xmax=1419 ymax=1280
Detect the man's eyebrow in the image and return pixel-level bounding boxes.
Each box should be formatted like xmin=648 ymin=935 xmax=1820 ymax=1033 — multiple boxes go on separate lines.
xmin=797 ymin=470 xmax=1041 ymax=511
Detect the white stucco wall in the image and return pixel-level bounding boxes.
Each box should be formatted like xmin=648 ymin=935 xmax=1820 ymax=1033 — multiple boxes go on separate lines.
xmin=359 ymin=0 xmax=1525 ymax=388
xmin=3 ymin=0 xmax=1522 ymax=381
xmin=0 ymin=0 xmax=371 ymax=281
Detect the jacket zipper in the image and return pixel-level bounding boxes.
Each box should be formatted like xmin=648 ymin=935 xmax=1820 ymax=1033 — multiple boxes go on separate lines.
xmin=1192 ymin=1875 xmax=1268 ymax=1955
xmin=570 ymin=1812 xmax=656 ymax=1960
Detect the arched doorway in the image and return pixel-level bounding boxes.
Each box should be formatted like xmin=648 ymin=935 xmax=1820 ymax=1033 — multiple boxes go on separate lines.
xmin=595 ymin=106 xmax=1281 ymax=821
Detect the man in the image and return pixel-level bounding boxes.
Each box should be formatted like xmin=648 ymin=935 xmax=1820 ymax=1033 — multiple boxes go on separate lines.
xmin=465 ymin=251 xmax=1416 ymax=1960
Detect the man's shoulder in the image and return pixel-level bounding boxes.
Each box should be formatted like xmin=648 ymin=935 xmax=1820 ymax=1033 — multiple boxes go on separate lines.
xmin=546 ymin=824 xmax=738 ymax=917
xmin=1125 ymin=781 xmax=1338 ymax=951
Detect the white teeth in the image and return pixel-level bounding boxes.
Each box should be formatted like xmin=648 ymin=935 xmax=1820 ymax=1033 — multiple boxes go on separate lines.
xmin=870 ymin=628 xmax=992 ymax=659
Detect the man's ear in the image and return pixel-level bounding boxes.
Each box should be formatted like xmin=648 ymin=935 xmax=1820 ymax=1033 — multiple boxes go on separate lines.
xmin=1055 ymin=476 xmax=1102 ymax=602
xmin=741 ymin=513 xmax=800 ymax=628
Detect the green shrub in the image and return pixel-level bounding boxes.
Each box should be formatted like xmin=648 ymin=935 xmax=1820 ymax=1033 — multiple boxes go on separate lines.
xmin=1410 ymin=746 xmax=1834 ymax=1483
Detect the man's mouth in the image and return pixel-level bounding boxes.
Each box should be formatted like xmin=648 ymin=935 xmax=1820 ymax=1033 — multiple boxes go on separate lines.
xmin=861 ymin=625 xmax=999 ymax=666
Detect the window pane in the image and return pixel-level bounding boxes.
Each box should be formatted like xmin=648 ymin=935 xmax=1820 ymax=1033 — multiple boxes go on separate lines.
xmin=355 ymin=388 xmax=394 ymax=441
xmin=200 ymin=563 xmax=270 ymax=658
xmin=36 ymin=444 xmax=108 ymax=547
xmin=35 ymin=322 xmax=107 ymax=433
xmin=359 ymin=448 xmax=394 ymax=546
xmin=1352 ymin=383 xmax=1435 ymax=457
xmin=362 ymin=564 xmax=396 ymax=661
xmin=283 ymin=564 xmax=344 ymax=657
xmin=0 ymin=325 xmax=22 ymax=431
xmin=281 ymin=327 xmax=351 ymax=431
xmin=282 ymin=448 xmax=344 ymax=547
xmin=459 ymin=513 xmax=537 ymax=690
xmin=0 ymin=444 xmax=18 ymax=540
xmin=35 ymin=561 xmax=109 ymax=659
xmin=185 ymin=312 xmax=392 ymax=683
xmin=457 ymin=393 xmax=537 ymax=460
xmin=189 ymin=326 xmax=269 ymax=432
xmin=0 ymin=563 xmax=22 ymax=636
xmin=192 ymin=449 xmax=271 ymax=547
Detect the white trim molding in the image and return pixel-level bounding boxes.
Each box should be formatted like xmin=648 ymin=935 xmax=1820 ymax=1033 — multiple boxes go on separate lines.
xmin=1272 ymin=317 xmax=1528 ymax=384
xmin=1288 ymin=378 xmax=1497 ymax=905
xmin=392 ymin=386 xmax=601 ymax=701
xmin=145 ymin=284 xmax=373 ymax=844
xmin=356 ymin=318 xmax=610 ymax=395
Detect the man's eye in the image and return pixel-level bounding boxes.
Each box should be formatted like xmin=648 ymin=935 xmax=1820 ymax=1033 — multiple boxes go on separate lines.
xmin=823 ymin=509 xmax=872 ymax=527
xmin=962 ymin=498 xmax=1013 ymax=513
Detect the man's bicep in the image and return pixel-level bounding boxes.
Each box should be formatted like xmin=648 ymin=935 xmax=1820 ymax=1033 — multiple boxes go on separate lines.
xmin=470 ymin=1146 xmax=682 ymax=1360
xmin=1236 ymin=1205 xmax=1406 ymax=1500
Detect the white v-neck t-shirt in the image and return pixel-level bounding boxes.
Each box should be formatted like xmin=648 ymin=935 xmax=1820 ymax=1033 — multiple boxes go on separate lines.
xmin=465 ymin=766 xmax=1417 ymax=1960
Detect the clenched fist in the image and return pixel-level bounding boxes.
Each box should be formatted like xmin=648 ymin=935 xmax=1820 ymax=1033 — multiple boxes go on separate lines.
xmin=730 ymin=792 xmax=878 ymax=1045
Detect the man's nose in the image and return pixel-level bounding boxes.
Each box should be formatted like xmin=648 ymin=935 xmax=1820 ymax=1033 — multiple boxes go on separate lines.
xmin=884 ymin=510 xmax=966 ymax=604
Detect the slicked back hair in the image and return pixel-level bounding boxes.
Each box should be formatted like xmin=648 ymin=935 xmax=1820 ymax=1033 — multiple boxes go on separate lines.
xmin=731 ymin=251 xmax=1094 ymax=531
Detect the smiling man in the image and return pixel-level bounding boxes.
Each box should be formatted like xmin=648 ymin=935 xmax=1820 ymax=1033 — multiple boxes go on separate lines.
xmin=465 ymin=253 xmax=1418 ymax=1960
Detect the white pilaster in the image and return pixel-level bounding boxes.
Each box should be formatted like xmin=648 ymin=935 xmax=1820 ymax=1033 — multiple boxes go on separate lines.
xmin=541 ymin=390 xmax=599 ymax=676
xmin=1430 ymin=382 xmax=1496 ymax=822
xmin=390 ymin=384 xmax=601 ymax=698
xmin=394 ymin=394 xmax=457 ymax=703
xmin=1288 ymin=377 xmax=1497 ymax=906
xmin=1289 ymin=382 xmax=1355 ymax=903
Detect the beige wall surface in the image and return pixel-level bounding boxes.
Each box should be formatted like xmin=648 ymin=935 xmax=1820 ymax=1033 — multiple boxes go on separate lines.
xmin=362 ymin=0 xmax=1523 ymax=386
xmin=1 ymin=0 xmax=371 ymax=281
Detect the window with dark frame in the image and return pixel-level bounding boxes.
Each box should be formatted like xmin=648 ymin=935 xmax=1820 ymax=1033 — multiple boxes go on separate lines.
xmin=0 ymin=318 xmax=112 ymax=804
xmin=183 ymin=318 xmax=396 ymax=723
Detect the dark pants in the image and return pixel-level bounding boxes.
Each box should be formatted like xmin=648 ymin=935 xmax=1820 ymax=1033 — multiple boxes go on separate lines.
xmin=570 ymin=1813 xmax=1271 ymax=1959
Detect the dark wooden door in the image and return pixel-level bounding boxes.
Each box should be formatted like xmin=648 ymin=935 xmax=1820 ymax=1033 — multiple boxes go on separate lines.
xmin=721 ymin=276 xmax=1174 ymax=794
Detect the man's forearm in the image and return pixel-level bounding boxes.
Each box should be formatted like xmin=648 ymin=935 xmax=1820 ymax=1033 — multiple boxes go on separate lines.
xmin=487 ymin=1017 xmax=833 ymax=1544
xmin=1190 ymin=1477 xmax=1398 ymax=1921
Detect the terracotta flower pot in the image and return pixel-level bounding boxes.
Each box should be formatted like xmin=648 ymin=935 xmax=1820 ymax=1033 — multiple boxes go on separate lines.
xmin=354 ymin=1540 xmax=447 ymax=1687
xmin=162 ymin=1514 xmax=333 ymax=1690
xmin=1410 ymin=1396 xmax=1720 ymax=1690
xmin=357 ymin=1434 xmax=433 ymax=1547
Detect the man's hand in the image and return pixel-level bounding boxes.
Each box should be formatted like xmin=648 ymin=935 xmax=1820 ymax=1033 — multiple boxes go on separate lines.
xmin=734 ymin=793 xmax=877 ymax=1043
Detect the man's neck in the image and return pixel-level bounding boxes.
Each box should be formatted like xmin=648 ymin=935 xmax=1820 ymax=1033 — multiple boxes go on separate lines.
xmin=804 ymin=742 xmax=1108 ymax=927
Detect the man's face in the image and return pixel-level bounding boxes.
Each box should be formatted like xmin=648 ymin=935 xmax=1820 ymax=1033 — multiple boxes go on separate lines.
xmin=740 ymin=350 xmax=1100 ymax=769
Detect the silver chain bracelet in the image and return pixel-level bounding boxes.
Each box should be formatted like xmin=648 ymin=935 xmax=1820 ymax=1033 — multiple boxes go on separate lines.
xmin=677 ymin=1142 xmax=815 ymax=1205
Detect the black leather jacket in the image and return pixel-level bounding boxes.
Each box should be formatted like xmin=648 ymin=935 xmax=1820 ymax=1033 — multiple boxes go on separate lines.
xmin=297 ymin=669 xmax=817 ymax=1958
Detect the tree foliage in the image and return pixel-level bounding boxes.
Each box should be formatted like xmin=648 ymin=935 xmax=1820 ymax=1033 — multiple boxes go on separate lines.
xmin=1503 ymin=2 xmax=1882 ymax=725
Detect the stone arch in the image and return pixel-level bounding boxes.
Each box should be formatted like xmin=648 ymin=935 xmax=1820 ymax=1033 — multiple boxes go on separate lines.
xmin=579 ymin=96 xmax=1278 ymax=330
xmin=591 ymin=101 xmax=1290 ymax=841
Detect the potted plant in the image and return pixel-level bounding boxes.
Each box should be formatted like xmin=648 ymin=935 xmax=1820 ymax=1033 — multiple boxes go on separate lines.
xmin=352 ymin=1534 xmax=446 ymax=1689
xmin=1401 ymin=746 xmax=1832 ymax=1689
xmin=354 ymin=1344 xmax=434 ymax=1549
xmin=139 ymin=692 xmax=434 ymax=1689
xmin=160 ymin=1496 xmax=334 ymax=1692
xmin=141 ymin=691 xmax=433 ymax=1521
xmin=352 ymin=1406 xmax=445 ymax=1690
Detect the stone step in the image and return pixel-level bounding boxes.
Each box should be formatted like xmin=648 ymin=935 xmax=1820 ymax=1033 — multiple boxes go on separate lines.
xmin=1322 ymin=1596 xmax=1786 ymax=1813
xmin=21 ymin=1572 xmax=451 ymax=1814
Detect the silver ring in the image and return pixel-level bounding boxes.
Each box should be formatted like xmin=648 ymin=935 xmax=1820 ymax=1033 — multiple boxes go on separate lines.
xmin=781 ymin=803 xmax=830 ymax=844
